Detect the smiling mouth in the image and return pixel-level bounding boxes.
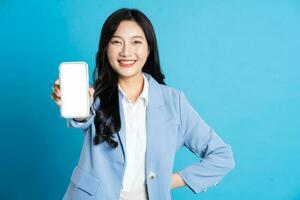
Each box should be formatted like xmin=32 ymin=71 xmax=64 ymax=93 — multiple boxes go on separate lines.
xmin=118 ymin=60 xmax=136 ymax=67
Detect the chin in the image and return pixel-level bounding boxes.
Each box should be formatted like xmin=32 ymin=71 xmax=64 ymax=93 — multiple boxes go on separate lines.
xmin=117 ymin=69 xmax=141 ymax=79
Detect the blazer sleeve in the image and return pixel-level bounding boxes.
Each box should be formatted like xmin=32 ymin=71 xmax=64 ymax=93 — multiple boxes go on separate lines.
xmin=66 ymin=106 xmax=96 ymax=130
xmin=66 ymin=96 xmax=100 ymax=130
xmin=177 ymin=91 xmax=235 ymax=194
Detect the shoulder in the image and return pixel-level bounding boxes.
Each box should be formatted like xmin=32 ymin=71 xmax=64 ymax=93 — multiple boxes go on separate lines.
xmin=157 ymin=84 xmax=185 ymax=113
xmin=159 ymin=84 xmax=182 ymax=100
xmin=158 ymin=84 xmax=195 ymax=116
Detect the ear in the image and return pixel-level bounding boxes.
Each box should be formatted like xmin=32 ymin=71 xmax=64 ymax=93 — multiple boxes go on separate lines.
xmin=147 ymin=47 xmax=150 ymax=56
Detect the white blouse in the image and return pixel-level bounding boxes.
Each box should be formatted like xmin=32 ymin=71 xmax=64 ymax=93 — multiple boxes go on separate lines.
xmin=118 ymin=73 xmax=149 ymax=199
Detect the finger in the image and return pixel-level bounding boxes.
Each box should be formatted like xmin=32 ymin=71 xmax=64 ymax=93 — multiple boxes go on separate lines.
xmin=88 ymin=88 xmax=94 ymax=107
xmin=54 ymin=79 xmax=60 ymax=85
xmin=51 ymin=92 xmax=60 ymax=100
xmin=51 ymin=92 xmax=58 ymax=102
xmin=56 ymin=99 xmax=61 ymax=107
xmin=89 ymin=88 xmax=95 ymax=97
xmin=51 ymin=93 xmax=61 ymax=106
xmin=52 ymin=85 xmax=61 ymax=97
xmin=54 ymin=79 xmax=60 ymax=89
xmin=55 ymin=98 xmax=62 ymax=107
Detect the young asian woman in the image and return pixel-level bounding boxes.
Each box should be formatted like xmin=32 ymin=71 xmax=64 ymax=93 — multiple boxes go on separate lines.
xmin=51 ymin=8 xmax=235 ymax=200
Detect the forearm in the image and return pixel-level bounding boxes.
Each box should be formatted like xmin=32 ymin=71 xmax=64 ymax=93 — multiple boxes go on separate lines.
xmin=171 ymin=173 xmax=186 ymax=189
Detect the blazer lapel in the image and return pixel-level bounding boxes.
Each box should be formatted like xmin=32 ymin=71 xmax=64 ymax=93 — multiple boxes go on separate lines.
xmin=144 ymin=73 xmax=166 ymax=168
xmin=116 ymin=73 xmax=166 ymax=166
xmin=116 ymin=92 xmax=127 ymax=164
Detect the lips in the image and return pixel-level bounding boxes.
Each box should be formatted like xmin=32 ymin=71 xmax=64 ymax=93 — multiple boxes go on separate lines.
xmin=118 ymin=59 xmax=136 ymax=67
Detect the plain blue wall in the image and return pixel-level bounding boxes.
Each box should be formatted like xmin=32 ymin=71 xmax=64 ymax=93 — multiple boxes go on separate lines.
xmin=1 ymin=0 xmax=299 ymax=199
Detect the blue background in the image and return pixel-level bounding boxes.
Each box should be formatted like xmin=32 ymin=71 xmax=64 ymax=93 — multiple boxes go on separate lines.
xmin=1 ymin=0 xmax=299 ymax=199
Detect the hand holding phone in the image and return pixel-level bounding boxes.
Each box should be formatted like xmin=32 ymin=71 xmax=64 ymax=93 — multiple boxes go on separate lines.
xmin=51 ymin=62 xmax=95 ymax=120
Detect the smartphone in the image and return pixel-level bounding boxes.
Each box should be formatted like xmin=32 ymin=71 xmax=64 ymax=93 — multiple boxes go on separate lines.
xmin=59 ymin=61 xmax=90 ymax=119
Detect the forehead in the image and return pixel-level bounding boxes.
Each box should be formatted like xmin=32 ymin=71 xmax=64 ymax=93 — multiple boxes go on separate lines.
xmin=113 ymin=20 xmax=146 ymax=38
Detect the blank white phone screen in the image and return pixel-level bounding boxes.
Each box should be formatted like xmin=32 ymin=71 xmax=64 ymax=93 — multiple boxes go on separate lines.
xmin=59 ymin=62 xmax=89 ymax=118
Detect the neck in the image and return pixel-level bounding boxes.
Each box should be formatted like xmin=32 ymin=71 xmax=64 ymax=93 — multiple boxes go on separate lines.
xmin=118 ymin=72 xmax=144 ymax=103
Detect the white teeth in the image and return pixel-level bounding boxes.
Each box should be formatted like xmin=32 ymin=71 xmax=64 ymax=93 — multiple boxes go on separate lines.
xmin=119 ymin=60 xmax=135 ymax=64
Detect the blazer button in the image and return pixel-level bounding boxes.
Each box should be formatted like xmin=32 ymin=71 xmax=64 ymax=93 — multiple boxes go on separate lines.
xmin=148 ymin=171 xmax=156 ymax=179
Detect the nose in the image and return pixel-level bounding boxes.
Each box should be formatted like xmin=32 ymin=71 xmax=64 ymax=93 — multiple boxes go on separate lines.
xmin=119 ymin=42 xmax=131 ymax=57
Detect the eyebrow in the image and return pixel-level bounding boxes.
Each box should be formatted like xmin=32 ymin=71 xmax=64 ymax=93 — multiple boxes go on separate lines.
xmin=111 ymin=35 xmax=145 ymax=39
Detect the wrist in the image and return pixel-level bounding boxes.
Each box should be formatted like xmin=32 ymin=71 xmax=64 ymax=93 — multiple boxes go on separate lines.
xmin=171 ymin=172 xmax=186 ymax=189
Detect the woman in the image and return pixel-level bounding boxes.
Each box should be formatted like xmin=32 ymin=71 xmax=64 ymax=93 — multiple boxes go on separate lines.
xmin=51 ymin=8 xmax=235 ymax=200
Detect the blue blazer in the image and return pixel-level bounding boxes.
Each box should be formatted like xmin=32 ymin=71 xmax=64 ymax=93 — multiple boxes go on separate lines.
xmin=63 ymin=72 xmax=235 ymax=200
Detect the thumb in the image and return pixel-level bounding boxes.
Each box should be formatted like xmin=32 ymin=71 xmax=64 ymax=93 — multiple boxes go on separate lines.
xmin=89 ymin=88 xmax=95 ymax=107
xmin=89 ymin=88 xmax=95 ymax=97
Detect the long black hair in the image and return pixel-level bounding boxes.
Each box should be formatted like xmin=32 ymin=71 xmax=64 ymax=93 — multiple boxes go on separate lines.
xmin=92 ymin=8 xmax=166 ymax=148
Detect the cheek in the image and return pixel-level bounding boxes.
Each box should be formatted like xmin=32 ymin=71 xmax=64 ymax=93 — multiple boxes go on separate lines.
xmin=136 ymin=47 xmax=149 ymax=60
xmin=107 ymin=48 xmax=117 ymax=62
xmin=106 ymin=52 xmax=117 ymax=70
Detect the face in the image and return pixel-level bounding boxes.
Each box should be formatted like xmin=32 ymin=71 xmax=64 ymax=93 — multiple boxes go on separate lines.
xmin=107 ymin=20 xmax=150 ymax=80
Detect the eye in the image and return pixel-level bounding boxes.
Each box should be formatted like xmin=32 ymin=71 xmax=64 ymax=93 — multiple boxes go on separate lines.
xmin=133 ymin=40 xmax=142 ymax=44
xmin=111 ymin=40 xmax=121 ymax=44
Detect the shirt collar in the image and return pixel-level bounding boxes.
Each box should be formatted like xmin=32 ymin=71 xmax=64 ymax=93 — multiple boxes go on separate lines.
xmin=118 ymin=73 xmax=149 ymax=106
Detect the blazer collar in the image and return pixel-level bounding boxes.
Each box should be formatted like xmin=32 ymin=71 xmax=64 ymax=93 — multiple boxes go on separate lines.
xmin=117 ymin=72 xmax=166 ymax=165
xmin=143 ymin=72 xmax=165 ymax=108
xmin=93 ymin=72 xmax=165 ymax=110
xmin=118 ymin=73 xmax=150 ymax=107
